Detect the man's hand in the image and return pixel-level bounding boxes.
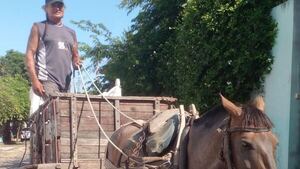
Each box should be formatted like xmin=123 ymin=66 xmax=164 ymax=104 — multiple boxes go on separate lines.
xmin=73 ymin=57 xmax=82 ymax=70
xmin=32 ymin=80 xmax=45 ymax=96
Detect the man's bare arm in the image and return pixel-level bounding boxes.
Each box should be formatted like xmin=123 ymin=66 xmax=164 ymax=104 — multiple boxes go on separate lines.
xmin=71 ymin=33 xmax=82 ymax=69
xmin=25 ymin=24 xmax=45 ymax=96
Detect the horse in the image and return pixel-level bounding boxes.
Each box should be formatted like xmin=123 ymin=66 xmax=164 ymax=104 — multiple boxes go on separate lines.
xmin=105 ymin=95 xmax=278 ymax=169
xmin=187 ymin=95 xmax=278 ymax=169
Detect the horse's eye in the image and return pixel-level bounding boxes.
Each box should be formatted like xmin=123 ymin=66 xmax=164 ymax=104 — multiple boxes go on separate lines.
xmin=241 ymin=140 xmax=254 ymax=150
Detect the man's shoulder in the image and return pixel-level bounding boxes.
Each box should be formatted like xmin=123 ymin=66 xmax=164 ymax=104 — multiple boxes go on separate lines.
xmin=63 ymin=25 xmax=75 ymax=34
xmin=34 ymin=20 xmax=47 ymax=25
xmin=32 ymin=21 xmax=47 ymax=29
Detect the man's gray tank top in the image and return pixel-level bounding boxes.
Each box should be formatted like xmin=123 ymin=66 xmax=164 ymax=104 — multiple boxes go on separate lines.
xmin=35 ymin=20 xmax=75 ymax=91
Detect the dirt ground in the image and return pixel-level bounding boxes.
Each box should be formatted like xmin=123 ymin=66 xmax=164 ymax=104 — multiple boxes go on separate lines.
xmin=0 ymin=142 xmax=30 ymax=169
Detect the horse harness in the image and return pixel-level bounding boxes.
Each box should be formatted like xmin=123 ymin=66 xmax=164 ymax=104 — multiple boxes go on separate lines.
xmin=123 ymin=113 xmax=193 ymax=169
xmin=219 ymin=117 xmax=271 ymax=169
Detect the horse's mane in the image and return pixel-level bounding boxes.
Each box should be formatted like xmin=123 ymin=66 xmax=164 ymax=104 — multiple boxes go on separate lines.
xmin=193 ymin=105 xmax=228 ymax=128
xmin=193 ymin=104 xmax=274 ymax=129
xmin=241 ymin=104 xmax=273 ymax=129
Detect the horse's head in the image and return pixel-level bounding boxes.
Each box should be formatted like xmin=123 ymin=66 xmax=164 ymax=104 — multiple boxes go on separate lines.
xmin=220 ymin=94 xmax=278 ymax=169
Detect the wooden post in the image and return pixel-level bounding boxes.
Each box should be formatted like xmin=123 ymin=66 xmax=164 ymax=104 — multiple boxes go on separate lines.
xmin=55 ymin=97 xmax=61 ymax=163
xmin=42 ymin=107 xmax=46 ymax=163
xmin=52 ymin=100 xmax=58 ymax=163
xmin=70 ymin=96 xmax=78 ymax=168
xmin=154 ymin=99 xmax=160 ymax=115
xmin=114 ymin=99 xmax=121 ymax=130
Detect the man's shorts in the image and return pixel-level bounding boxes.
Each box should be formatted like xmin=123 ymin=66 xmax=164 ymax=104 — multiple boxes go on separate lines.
xmin=29 ymin=81 xmax=60 ymax=115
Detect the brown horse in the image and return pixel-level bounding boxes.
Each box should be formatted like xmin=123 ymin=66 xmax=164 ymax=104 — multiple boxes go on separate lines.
xmin=187 ymin=95 xmax=278 ymax=169
xmin=106 ymin=95 xmax=278 ymax=169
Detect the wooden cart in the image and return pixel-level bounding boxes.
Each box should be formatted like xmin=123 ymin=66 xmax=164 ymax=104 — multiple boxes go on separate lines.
xmin=25 ymin=93 xmax=176 ymax=169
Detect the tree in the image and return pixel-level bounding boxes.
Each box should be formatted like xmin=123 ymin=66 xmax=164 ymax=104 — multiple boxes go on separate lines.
xmin=0 ymin=50 xmax=29 ymax=140
xmin=0 ymin=50 xmax=28 ymax=80
xmin=0 ymin=75 xmax=29 ymax=125
xmin=163 ymin=0 xmax=285 ymax=110
xmin=104 ymin=0 xmax=186 ymax=95
xmin=76 ymin=0 xmax=287 ymax=111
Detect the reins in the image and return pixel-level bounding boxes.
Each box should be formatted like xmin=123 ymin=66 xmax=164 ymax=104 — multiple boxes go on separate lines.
xmin=227 ymin=127 xmax=270 ymax=133
xmin=75 ymin=65 xmax=149 ymax=167
xmin=79 ymin=65 xmax=143 ymax=126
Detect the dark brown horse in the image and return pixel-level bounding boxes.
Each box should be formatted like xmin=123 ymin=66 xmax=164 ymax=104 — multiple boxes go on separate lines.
xmin=187 ymin=95 xmax=278 ymax=169
xmin=106 ymin=95 xmax=278 ymax=169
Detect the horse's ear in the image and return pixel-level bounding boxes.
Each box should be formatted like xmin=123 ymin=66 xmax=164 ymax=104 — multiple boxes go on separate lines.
xmin=220 ymin=94 xmax=242 ymax=117
xmin=251 ymin=95 xmax=265 ymax=112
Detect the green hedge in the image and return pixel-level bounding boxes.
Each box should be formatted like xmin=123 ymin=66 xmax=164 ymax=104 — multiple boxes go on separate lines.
xmin=78 ymin=0 xmax=287 ymax=112
xmin=163 ymin=0 xmax=286 ymax=110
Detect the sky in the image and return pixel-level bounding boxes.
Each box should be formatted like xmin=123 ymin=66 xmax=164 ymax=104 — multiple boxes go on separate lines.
xmin=0 ymin=0 xmax=137 ymax=56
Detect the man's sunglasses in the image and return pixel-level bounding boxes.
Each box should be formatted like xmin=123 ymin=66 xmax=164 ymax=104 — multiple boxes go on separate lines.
xmin=51 ymin=2 xmax=64 ymax=8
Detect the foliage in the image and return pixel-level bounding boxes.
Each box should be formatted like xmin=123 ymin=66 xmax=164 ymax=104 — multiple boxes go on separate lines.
xmin=0 ymin=50 xmax=30 ymax=125
xmin=77 ymin=0 xmax=186 ymax=95
xmin=71 ymin=20 xmax=119 ymax=92
xmin=0 ymin=75 xmax=29 ymax=125
xmin=0 ymin=50 xmax=28 ymax=81
xmin=164 ymin=0 xmax=284 ymax=110
xmin=76 ymin=0 xmax=287 ymax=111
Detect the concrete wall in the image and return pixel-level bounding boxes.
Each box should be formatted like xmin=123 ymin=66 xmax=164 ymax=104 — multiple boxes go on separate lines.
xmin=265 ymin=1 xmax=294 ymax=169
xmin=289 ymin=0 xmax=300 ymax=168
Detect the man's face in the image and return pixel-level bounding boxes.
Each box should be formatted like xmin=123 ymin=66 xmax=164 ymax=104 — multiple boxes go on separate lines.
xmin=45 ymin=2 xmax=65 ymax=20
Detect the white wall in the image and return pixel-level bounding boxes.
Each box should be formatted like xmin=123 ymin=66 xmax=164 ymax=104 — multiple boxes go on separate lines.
xmin=264 ymin=1 xmax=294 ymax=169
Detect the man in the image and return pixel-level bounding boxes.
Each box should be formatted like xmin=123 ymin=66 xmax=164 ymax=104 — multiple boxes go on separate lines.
xmin=26 ymin=0 xmax=81 ymax=115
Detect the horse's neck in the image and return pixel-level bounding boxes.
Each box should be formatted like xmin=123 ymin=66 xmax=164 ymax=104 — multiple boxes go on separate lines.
xmin=188 ymin=106 xmax=228 ymax=169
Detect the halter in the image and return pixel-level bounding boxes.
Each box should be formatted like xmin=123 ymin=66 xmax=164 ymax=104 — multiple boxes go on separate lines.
xmin=220 ymin=117 xmax=271 ymax=169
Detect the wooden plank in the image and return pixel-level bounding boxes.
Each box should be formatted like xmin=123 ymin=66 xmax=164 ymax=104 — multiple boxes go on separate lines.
xmin=61 ymin=153 xmax=106 ymax=159
xmin=60 ymin=138 xmax=108 ymax=146
xmin=60 ymin=159 xmax=104 ymax=169
xmin=154 ymin=99 xmax=161 ymax=115
xmin=54 ymin=93 xmax=177 ymax=102
xmin=53 ymin=100 xmax=58 ymax=163
xmin=119 ymin=104 xmax=156 ymax=112
xmin=60 ymin=109 xmax=114 ymax=118
xmin=114 ymin=99 xmax=121 ymax=130
xmin=60 ymin=123 xmax=112 ymax=132
xmin=61 ymin=145 xmax=106 ymax=154
xmin=21 ymin=163 xmax=62 ymax=169
xmin=59 ymin=101 xmax=159 ymax=113
xmin=61 ymin=159 xmax=103 ymax=162
xmin=60 ymin=117 xmax=114 ymax=131
xmin=44 ymin=106 xmax=53 ymax=163
xmin=119 ymin=101 xmax=155 ymax=106
xmin=30 ymin=114 xmax=40 ymax=164
xmin=42 ymin=107 xmax=46 ymax=163
xmin=60 ymin=131 xmax=113 ymax=139
xmin=79 ymin=161 xmax=102 ymax=169
xmin=59 ymin=100 xmax=113 ymax=112
xmin=77 ymin=102 xmax=113 ymax=112
xmin=70 ymin=96 xmax=78 ymax=168
xmin=56 ymin=98 xmax=62 ymax=138
xmin=120 ymin=112 xmax=153 ymax=120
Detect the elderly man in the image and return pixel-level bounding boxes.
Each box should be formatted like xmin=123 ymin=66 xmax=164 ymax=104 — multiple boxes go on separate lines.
xmin=26 ymin=0 xmax=81 ymax=114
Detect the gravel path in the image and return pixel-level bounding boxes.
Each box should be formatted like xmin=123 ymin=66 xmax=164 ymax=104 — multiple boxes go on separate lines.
xmin=0 ymin=142 xmax=30 ymax=169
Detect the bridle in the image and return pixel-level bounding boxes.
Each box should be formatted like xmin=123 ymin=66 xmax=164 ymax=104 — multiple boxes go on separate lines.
xmin=220 ymin=117 xmax=271 ymax=169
